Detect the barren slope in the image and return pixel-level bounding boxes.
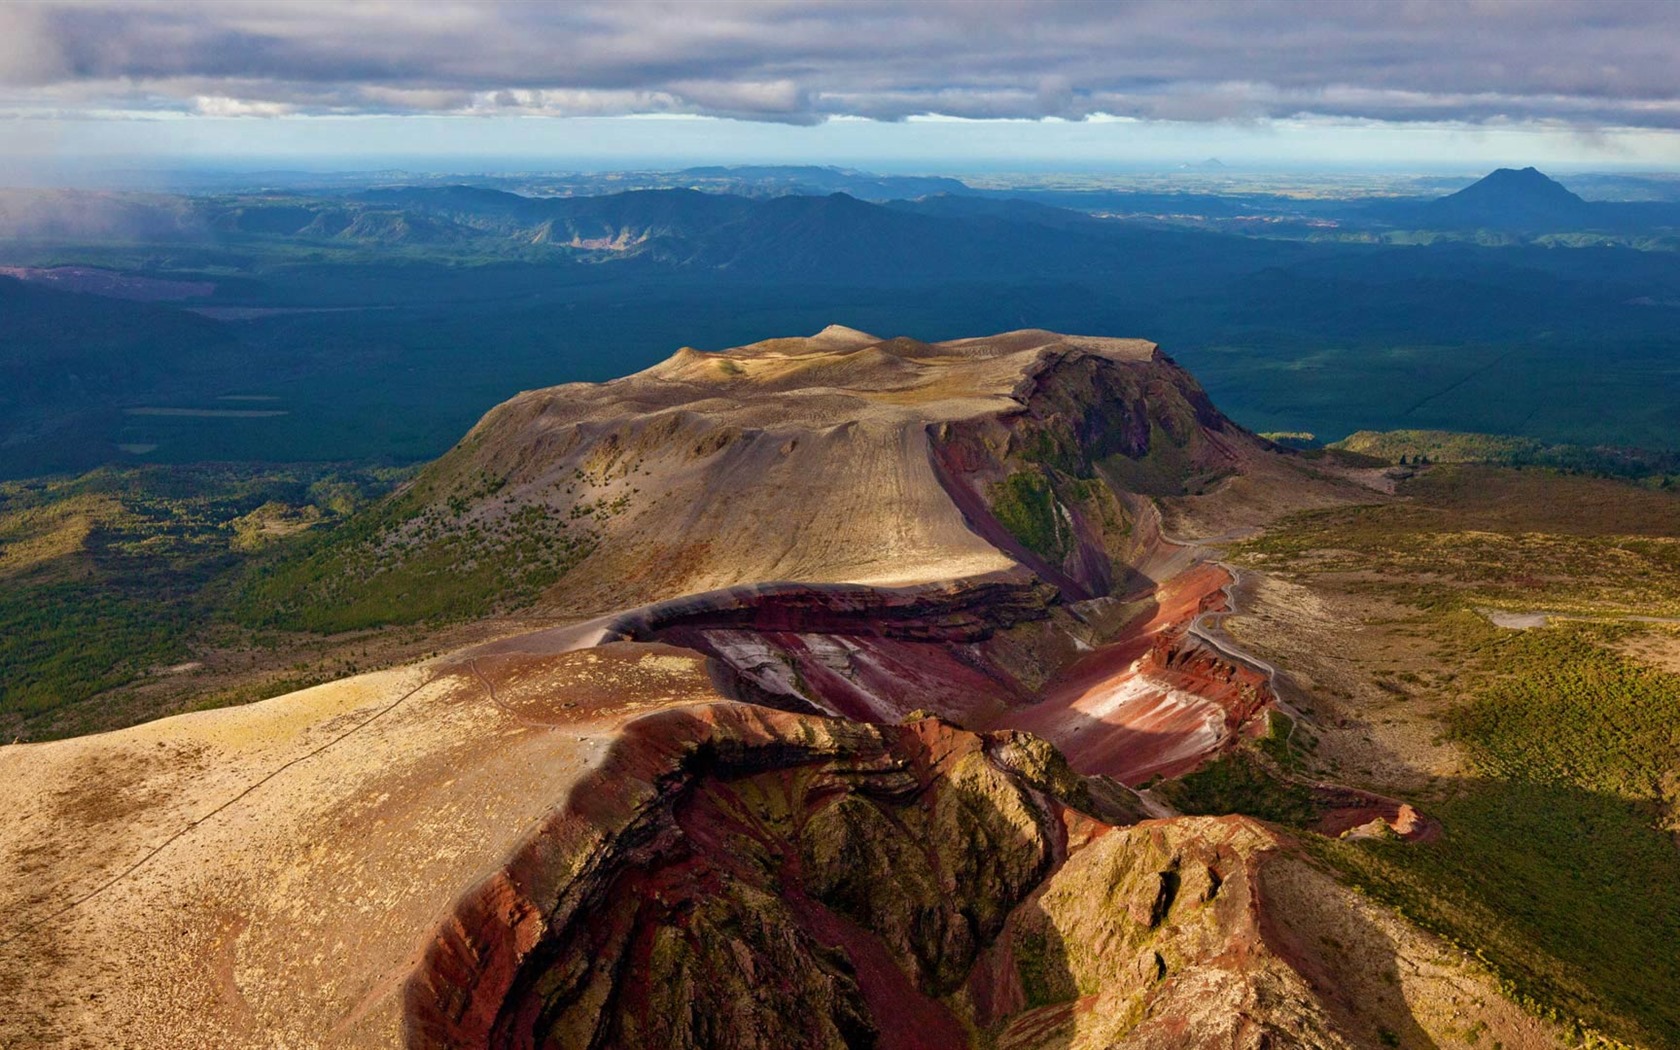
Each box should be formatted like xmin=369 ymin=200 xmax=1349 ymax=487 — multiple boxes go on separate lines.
xmin=247 ymin=326 xmax=1256 ymax=627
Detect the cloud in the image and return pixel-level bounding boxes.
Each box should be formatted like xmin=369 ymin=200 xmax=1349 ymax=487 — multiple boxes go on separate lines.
xmin=1 ymin=0 xmax=1678 ymax=129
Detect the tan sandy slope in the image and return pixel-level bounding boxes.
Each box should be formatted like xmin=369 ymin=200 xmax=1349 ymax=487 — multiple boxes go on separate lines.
xmin=431 ymin=326 xmax=1157 ymax=609
xmin=0 ymin=642 xmax=726 ymax=1047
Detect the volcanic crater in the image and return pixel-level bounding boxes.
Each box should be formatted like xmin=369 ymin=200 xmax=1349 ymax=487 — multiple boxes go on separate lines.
xmin=0 ymin=329 xmax=1559 ymax=1049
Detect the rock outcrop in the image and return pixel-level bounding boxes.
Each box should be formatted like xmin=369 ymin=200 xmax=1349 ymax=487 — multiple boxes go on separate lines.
xmin=408 ymin=706 xmax=1109 ymax=1048
xmin=406 ymin=703 xmax=1537 ymax=1050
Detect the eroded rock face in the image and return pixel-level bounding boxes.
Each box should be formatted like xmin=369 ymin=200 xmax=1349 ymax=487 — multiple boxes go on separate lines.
xmin=407 ymin=706 xmax=1107 ymax=1049
xmin=929 ymin=342 xmax=1254 ymax=600
xmin=594 ymin=556 xmax=1276 ymax=788
xmin=978 ymin=817 xmax=1354 ymax=1050
xmin=599 ymin=574 xmax=1055 ymax=724
xmin=404 ymin=705 xmax=1479 ymax=1050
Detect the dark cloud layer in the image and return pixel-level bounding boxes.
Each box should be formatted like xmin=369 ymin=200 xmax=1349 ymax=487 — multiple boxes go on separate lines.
xmin=2 ymin=0 xmax=1678 ymax=128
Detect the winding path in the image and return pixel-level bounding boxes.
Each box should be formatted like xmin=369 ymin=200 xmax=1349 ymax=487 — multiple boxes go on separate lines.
xmin=1133 ymin=496 xmax=1305 ymax=726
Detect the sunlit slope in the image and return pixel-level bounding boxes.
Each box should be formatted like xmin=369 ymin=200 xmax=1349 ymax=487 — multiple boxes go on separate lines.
xmin=242 ymin=326 xmax=1264 ymax=628
xmin=0 ymin=641 xmax=729 ymax=1047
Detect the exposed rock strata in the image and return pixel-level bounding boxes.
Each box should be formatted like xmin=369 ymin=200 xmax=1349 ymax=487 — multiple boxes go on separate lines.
xmin=407 ymin=704 xmax=1531 ymax=1050
xmin=409 ymin=706 xmax=1112 ymax=1048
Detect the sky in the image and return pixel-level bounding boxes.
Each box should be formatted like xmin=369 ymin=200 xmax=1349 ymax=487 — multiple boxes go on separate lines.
xmin=3 ymin=0 xmax=1680 ymax=177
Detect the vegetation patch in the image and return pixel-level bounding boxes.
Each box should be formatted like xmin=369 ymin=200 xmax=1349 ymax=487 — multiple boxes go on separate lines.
xmin=1314 ymin=776 xmax=1680 ymax=1049
xmin=1255 ymin=709 xmax=1306 ymax=772
xmin=1233 ymin=465 xmax=1680 ymax=617
xmin=987 ymin=469 xmax=1070 ymax=563
xmin=1448 ymin=624 xmax=1680 ymax=803
xmin=0 ymin=583 xmax=191 ymax=719
xmin=0 ymin=464 xmax=397 ymax=734
xmin=233 ymin=492 xmax=601 ymax=633
xmin=1155 ymin=748 xmax=1320 ymax=828
xmin=1332 ymin=429 xmax=1543 ymax=464
xmin=1332 ymin=429 xmax=1680 ymax=488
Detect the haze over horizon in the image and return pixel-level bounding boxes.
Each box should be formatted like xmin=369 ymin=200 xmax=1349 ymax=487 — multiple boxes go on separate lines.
xmin=4 ymin=0 xmax=1680 ymax=180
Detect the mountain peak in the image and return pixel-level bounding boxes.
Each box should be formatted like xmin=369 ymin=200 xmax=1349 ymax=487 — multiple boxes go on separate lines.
xmin=809 ymin=323 xmax=881 ymax=347
xmin=1423 ymin=165 xmax=1590 ymax=229
xmin=1453 ymin=166 xmax=1584 ymax=205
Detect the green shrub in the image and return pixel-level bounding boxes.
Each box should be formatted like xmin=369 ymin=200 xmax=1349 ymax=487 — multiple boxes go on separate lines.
xmin=1156 ymin=749 xmax=1319 ymax=828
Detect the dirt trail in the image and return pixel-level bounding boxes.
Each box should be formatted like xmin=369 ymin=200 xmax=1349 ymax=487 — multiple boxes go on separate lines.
xmin=0 ymin=674 xmax=436 ymax=951
xmin=1143 ymin=500 xmax=1307 ymax=727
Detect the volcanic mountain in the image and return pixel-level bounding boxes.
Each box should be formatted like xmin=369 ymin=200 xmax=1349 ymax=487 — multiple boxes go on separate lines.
xmin=0 ymin=329 xmax=1574 ymax=1049
xmin=257 ymin=326 xmax=1282 ymax=621
xmin=1419 ymin=166 xmax=1593 ymax=230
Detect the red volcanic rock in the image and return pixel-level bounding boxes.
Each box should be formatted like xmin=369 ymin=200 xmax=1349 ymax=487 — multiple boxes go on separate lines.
xmin=589 ymin=551 xmax=1272 ymax=792
xmin=406 ymin=704 xmax=1131 ymax=1049
xmin=993 ymin=563 xmax=1274 ymax=785
xmin=406 ymin=700 xmax=1495 ymax=1050
xmin=1314 ymin=788 xmax=1442 ymax=844
xmin=598 ymin=573 xmax=1057 ymax=724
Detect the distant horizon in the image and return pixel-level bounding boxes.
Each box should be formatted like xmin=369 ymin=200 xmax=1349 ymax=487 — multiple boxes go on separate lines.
xmin=7 ymin=148 xmax=1680 ymax=196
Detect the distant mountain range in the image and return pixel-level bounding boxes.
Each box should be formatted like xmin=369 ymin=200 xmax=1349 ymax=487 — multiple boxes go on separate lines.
xmin=3 ymin=166 xmax=1678 ymax=259
xmin=3 ymin=164 xmax=1680 ymax=476
xmin=75 ymin=183 xmax=1273 ymax=282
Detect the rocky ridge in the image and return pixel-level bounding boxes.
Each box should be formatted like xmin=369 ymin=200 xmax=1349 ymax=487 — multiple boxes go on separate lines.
xmin=408 ymin=701 xmax=1555 ymax=1050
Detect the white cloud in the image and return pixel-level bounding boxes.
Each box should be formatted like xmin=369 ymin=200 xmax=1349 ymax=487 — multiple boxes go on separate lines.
xmin=2 ymin=0 xmax=1679 ymax=133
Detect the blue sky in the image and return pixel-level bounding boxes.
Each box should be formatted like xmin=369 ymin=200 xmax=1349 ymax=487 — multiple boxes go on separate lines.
xmin=14 ymin=114 xmax=1678 ymax=178
xmin=4 ymin=1 xmax=1679 ymax=177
